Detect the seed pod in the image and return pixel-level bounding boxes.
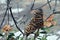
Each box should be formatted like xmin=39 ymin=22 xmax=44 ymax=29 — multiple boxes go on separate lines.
xmin=24 ymin=8 xmax=43 ymax=36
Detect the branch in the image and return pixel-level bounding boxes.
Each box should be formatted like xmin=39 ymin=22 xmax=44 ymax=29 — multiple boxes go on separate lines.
xmin=36 ymin=0 xmax=52 ymax=9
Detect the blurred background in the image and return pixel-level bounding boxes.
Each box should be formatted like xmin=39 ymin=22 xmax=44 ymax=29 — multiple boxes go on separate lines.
xmin=0 ymin=0 xmax=60 ymax=40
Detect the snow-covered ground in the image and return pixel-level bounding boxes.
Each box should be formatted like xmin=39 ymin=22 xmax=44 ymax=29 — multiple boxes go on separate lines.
xmin=13 ymin=30 xmax=60 ymax=40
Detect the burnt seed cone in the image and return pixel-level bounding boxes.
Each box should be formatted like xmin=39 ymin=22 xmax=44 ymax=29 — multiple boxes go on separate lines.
xmin=24 ymin=8 xmax=44 ymax=36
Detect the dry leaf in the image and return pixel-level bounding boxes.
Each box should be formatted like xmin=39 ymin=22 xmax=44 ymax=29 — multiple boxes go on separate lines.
xmin=46 ymin=14 xmax=54 ymax=22
xmin=44 ymin=21 xmax=52 ymax=27
xmin=51 ymin=21 xmax=56 ymax=26
xmin=2 ymin=25 xmax=12 ymax=33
